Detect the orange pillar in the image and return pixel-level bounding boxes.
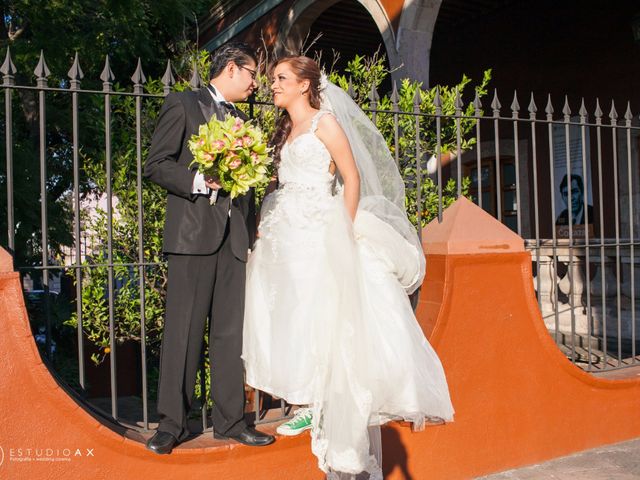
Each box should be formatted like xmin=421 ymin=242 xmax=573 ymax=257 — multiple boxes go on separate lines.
xmin=380 ymin=197 xmax=640 ymax=479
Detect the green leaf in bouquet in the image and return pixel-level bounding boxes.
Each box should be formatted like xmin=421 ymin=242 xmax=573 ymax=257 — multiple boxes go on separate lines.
xmin=252 ymin=143 xmax=268 ymax=155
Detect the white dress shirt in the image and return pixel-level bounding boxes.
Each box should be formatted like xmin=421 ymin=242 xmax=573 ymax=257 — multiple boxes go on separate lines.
xmin=191 ymin=84 xmax=232 ymax=204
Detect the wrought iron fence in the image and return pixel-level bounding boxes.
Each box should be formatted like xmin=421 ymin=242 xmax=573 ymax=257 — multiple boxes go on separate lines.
xmin=1 ymin=49 xmax=639 ymax=435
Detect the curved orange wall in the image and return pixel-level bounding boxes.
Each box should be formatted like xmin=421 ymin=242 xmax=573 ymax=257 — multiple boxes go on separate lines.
xmin=1 ymin=197 xmax=640 ymax=479
xmin=0 ymin=255 xmax=322 ymax=479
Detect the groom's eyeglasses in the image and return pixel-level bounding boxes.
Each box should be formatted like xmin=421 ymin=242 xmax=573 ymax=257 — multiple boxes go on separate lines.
xmin=239 ymin=65 xmax=257 ymax=80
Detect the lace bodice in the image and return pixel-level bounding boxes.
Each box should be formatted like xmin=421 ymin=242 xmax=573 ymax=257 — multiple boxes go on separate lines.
xmin=278 ymin=110 xmax=334 ymax=191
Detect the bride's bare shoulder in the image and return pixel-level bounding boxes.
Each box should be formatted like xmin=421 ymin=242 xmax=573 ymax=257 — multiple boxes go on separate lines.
xmin=314 ymin=112 xmax=351 ymax=155
xmin=315 ymin=111 xmax=341 ymax=135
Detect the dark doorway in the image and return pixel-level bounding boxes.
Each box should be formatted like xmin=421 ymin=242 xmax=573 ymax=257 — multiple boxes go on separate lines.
xmin=305 ymin=0 xmax=391 ymax=88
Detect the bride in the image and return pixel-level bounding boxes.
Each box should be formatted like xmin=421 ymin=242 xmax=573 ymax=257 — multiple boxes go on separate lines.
xmin=242 ymin=56 xmax=454 ymax=479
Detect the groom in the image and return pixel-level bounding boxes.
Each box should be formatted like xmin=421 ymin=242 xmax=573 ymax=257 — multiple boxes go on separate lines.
xmin=144 ymin=42 xmax=274 ymax=454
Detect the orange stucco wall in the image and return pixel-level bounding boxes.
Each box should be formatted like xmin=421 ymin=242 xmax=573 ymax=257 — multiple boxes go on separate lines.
xmin=379 ymin=0 xmax=404 ymax=31
xmin=1 ymin=197 xmax=640 ymax=479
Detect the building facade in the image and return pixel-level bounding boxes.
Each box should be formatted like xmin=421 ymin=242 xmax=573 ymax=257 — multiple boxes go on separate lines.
xmin=199 ymin=0 xmax=640 ymax=365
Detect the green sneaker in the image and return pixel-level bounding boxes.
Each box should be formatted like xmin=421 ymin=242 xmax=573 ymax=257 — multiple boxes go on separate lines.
xmin=276 ymin=408 xmax=312 ymax=436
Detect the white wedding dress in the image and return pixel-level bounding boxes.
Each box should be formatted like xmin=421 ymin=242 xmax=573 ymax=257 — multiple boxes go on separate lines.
xmin=242 ymin=110 xmax=454 ymax=479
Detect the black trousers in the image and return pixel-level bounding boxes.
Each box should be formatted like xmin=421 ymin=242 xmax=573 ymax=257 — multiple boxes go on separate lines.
xmin=156 ymin=228 xmax=247 ymax=440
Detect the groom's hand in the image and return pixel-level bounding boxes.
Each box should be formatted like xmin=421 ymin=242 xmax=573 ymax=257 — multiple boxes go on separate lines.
xmin=205 ymin=175 xmax=222 ymax=190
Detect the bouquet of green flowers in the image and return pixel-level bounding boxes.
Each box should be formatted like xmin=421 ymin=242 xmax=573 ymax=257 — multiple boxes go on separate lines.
xmin=188 ymin=114 xmax=273 ymax=203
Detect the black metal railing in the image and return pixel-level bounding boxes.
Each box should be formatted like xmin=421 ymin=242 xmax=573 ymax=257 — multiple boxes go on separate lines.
xmin=2 ymin=50 xmax=639 ymax=435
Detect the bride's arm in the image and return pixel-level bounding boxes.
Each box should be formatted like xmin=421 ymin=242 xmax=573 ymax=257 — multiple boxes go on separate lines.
xmin=315 ymin=115 xmax=360 ymax=221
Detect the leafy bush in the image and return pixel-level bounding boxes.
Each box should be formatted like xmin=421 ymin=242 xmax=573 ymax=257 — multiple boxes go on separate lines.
xmin=328 ymin=52 xmax=491 ymax=226
xmin=64 ymin=80 xmax=168 ymax=365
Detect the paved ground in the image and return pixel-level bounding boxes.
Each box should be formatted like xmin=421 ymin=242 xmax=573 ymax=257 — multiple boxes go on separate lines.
xmin=478 ymin=438 xmax=640 ymax=479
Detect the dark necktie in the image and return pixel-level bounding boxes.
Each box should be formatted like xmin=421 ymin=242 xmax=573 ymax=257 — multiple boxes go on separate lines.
xmin=208 ymin=85 xmax=237 ymax=114
xmin=220 ymin=101 xmax=237 ymax=113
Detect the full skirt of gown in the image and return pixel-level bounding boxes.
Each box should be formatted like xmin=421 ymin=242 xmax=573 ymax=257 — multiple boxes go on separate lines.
xmin=242 ymin=128 xmax=454 ymax=479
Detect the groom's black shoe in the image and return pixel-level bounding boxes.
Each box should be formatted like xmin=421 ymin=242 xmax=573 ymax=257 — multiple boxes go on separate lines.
xmin=146 ymin=431 xmax=178 ymax=454
xmin=214 ymin=426 xmax=275 ymax=446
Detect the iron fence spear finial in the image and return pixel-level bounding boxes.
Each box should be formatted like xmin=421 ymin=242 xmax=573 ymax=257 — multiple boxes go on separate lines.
xmin=347 ymin=77 xmax=355 ymax=99
xmin=101 ymin=55 xmax=115 ymax=92
xmin=413 ymin=85 xmax=421 ymax=113
xmin=369 ymin=82 xmax=379 ymax=123
xmin=454 ymin=86 xmax=463 ymax=112
xmin=131 ymin=58 xmax=147 ymax=93
xmin=491 ymin=88 xmax=501 ymax=116
xmin=594 ymin=98 xmax=603 ymax=124
xmin=473 ymin=91 xmax=482 ymax=116
xmin=67 ymin=52 xmax=84 ymax=90
xmin=545 ymin=94 xmax=554 ymax=120
xmin=1 ymin=47 xmax=17 ymax=84
xmin=528 ymin=92 xmax=537 ymax=119
xmin=562 ymin=95 xmax=571 ymax=121
xmin=624 ymin=102 xmax=633 ymax=126
xmin=579 ymin=98 xmax=588 ymax=122
xmin=34 ymin=50 xmax=50 ymax=86
xmin=510 ymin=90 xmax=520 ymax=118
xmin=189 ymin=62 xmax=202 ymax=90
xmin=390 ymin=80 xmax=399 ymax=106
xmin=609 ymin=100 xmax=618 ymax=125
xmin=162 ymin=60 xmax=175 ymax=96
xmin=433 ymin=86 xmax=442 ymax=113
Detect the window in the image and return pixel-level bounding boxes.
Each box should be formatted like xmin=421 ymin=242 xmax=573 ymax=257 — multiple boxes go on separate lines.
xmin=465 ymin=157 xmax=518 ymax=231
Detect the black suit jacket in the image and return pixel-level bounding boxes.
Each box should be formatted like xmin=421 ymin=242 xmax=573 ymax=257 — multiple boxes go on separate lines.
xmin=555 ymin=205 xmax=594 ymax=226
xmin=144 ymin=87 xmax=256 ymax=261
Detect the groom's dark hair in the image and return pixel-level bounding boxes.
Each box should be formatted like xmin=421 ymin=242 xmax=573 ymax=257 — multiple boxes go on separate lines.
xmin=209 ymin=42 xmax=257 ymax=79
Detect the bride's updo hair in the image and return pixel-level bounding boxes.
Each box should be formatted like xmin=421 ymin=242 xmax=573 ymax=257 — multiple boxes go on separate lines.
xmin=270 ymin=56 xmax=322 ymax=164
